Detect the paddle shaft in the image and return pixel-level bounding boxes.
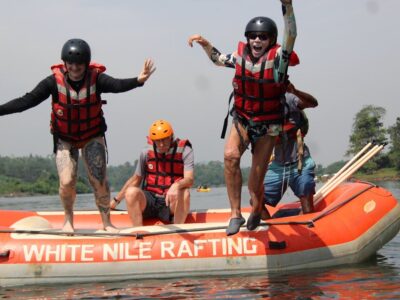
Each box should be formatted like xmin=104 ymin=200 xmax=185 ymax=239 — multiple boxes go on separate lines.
xmin=314 ymin=144 xmax=384 ymax=204
xmin=0 ymin=225 xmax=237 ymax=239
xmin=316 ymin=142 xmax=373 ymax=196
xmin=315 ymin=145 xmax=381 ymax=202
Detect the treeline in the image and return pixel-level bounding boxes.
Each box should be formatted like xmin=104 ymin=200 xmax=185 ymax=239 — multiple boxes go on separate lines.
xmin=0 ymin=105 xmax=398 ymax=196
xmin=0 ymin=156 xmax=249 ymax=196
xmin=0 ymin=155 xmax=95 ymax=196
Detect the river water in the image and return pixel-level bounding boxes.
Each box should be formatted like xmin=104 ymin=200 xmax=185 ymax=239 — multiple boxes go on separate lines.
xmin=0 ymin=181 xmax=399 ymax=299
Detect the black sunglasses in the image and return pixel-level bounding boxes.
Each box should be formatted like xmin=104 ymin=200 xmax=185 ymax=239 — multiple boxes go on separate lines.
xmin=247 ymin=33 xmax=269 ymax=41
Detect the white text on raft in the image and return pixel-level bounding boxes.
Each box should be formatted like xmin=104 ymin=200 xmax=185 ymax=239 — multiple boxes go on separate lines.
xmin=22 ymin=237 xmax=259 ymax=262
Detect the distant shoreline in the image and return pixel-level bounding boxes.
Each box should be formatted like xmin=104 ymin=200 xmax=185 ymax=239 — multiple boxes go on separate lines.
xmin=1 ymin=178 xmax=398 ymax=198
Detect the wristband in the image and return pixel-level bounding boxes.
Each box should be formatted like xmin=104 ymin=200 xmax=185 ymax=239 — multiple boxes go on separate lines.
xmin=113 ymin=196 xmax=121 ymax=204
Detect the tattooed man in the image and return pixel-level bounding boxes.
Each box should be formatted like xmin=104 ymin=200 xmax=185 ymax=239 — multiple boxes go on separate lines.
xmin=0 ymin=39 xmax=155 ymax=232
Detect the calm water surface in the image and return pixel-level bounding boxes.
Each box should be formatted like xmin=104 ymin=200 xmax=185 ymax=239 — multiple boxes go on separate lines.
xmin=0 ymin=181 xmax=399 ymax=299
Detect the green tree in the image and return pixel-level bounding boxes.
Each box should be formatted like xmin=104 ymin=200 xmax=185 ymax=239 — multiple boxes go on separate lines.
xmin=346 ymin=105 xmax=387 ymax=173
xmin=107 ymin=161 xmax=137 ymax=191
xmin=194 ymin=161 xmax=225 ymax=186
xmin=388 ymin=117 xmax=400 ymax=171
xmin=323 ymin=160 xmax=347 ymax=175
xmin=315 ymin=164 xmax=324 ymax=176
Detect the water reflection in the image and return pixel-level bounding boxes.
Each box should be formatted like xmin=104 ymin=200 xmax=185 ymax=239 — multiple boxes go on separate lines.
xmin=2 ymin=252 xmax=400 ymax=300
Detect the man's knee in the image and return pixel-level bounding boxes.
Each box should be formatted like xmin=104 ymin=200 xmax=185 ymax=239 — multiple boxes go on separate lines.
xmin=59 ymin=176 xmax=76 ymax=193
xmin=83 ymin=139 xmax=107 ymax=183
xmin=224 ymin=147 xmax=241 ymax=160
xmin=224 ymin=149 xmax=241 ymax=170
xmin=125 ymin=187 xmax=143 ymax=205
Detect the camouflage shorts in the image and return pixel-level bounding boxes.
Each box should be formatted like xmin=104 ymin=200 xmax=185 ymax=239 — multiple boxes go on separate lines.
xmin=233 ymin=110 xmax=282 ymax=145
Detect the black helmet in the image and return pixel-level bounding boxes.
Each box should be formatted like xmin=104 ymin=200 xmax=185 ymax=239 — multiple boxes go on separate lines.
xmin=61 ymin=38 xmax=91 ymax=65
xmin=245 ymin=17 xmax=278 ymax=44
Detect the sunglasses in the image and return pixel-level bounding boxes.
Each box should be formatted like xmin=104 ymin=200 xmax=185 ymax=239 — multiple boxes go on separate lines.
xmin=247 ymin=33 xmax=270 ymax=41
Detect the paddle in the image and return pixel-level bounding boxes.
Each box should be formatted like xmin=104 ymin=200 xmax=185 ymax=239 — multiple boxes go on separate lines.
xmin=314 ymin=143 xmax=385 ymax=205
xmin=316 ymin=142 xmax=373 ymax=197
xmin=0 ymin=224 xmax=249 ymax=239
xmin=0 ymin=217 xmax=321 ymax=239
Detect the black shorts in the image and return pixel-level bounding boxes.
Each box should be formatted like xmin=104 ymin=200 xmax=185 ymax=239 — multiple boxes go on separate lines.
xmin=142 ymin=191 xmax=172 ymax=223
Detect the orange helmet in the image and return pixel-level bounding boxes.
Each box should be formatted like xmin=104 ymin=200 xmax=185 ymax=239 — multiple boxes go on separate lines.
xmin=149 ymin=120 xmax=174 ymax=141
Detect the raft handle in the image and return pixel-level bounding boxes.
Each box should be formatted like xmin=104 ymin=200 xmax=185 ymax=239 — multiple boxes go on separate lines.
xmin=0 ymin=250 xmax=10 ymax=258
xmin=307 ymin=221 xmax=315 ymax=228
xmin=268 ymin=241 xmax=286 ymax=250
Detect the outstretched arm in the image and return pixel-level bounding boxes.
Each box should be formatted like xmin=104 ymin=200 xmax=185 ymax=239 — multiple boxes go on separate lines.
xmin=188 ymin=34 xmax=235 ymax=68
xmin=0 ymin=76 xmax=53 ymax=116
xmin=137 ymin=59 xmax=156 ymax=84
xmin=98 ymin=59 xmax=155 ymax=93
xmin=276 ymin=0 xmax=297 ymax=83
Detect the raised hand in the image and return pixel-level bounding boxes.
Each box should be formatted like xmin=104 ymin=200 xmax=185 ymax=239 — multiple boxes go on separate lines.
xmin=138 ymin=59 xmax=156 ymax=83
xmin=188 ymin=34 xmax=210 ymax=48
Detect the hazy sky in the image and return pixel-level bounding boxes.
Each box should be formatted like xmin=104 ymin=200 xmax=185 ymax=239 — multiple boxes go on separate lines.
xmin=0 ymin=0 xmax=398 ymax=167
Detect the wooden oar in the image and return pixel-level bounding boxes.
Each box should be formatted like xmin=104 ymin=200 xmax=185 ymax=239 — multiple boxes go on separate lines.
xmin=0 ymin=228 xmax=144 ymax=238
xmin=316 ymin=142 xmax=373 ymax=197
xmin=314 ymin=144 xmax=384 ymax=205
xmin=314 ymin=144 xmax=383 ymax=203
xmin=315 ymin=142 xmax=375 ymax=199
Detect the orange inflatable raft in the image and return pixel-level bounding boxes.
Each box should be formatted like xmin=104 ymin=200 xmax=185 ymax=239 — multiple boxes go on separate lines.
xmin=0 ymin=181 xmax=399 ymax=287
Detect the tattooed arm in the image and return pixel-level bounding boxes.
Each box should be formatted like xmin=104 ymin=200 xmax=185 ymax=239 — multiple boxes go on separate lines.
xmin=276 ymin=0 xmax=297 ymax=83
xmin=188 ymin=34 xmax=236 ymax=68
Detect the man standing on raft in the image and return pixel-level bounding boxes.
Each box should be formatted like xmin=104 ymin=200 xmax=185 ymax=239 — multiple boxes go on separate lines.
xmin=188 ymin=0 xmax=298 ymax=235
xmin=0 ymin=38 xmax=155 ymax=233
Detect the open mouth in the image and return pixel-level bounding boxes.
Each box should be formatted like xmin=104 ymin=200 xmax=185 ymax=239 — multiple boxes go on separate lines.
xmin=251 ymin=45 xmax=264 ymax=57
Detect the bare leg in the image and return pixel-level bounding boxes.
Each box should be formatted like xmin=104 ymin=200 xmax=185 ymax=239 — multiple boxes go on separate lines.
xmin=224 ymin=123 xmax=249 ymax=219
xmin=82 ymin=137 xmax=118 ymax=233
xmin=56 ymin=140 xmax=79 ymax=233
xmin=172 ymin=189 xmax=190 ymax=224
xmin=249 ymin=198 xmax=271 ymax=220
xmin=300 ymin=195 xmax=314 ymax=214
xmin=247 ymin=135 xmax=275 ymax=230
xmin=125 ymin=187 xmax=147 ymax=226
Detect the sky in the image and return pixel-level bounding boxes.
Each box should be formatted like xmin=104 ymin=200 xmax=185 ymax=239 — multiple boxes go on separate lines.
xmin=0 ymin=0 xmax=399 ymax=167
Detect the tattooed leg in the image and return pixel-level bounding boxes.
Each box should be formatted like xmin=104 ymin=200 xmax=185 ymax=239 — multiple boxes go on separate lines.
xmin=82 ymin=137 xmax=119 ymax=232
xmin=55 ymin=140 xmax=79 ymax=233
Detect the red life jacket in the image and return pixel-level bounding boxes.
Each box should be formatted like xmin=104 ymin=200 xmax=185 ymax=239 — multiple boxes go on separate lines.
xmin=232 ymin=42 xmax=299 ymax=124
xmin=50 ymin=62 xmax=106 ymax=144
xmin=143 ymin=138 xmax=191 ymax=196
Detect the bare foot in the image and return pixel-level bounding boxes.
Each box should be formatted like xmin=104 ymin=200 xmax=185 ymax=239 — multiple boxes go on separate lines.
xmin=62 ymin=221 xmax=75 ymax=234
xmin=104 ymin=225 xmax=120 ymax=233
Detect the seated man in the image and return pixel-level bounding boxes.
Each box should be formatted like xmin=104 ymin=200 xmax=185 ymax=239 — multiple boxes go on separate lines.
xmin=110 ymin=120 xmax=194 ymax=226
xmin=263 ymin=83 xmax=318 ymax=218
